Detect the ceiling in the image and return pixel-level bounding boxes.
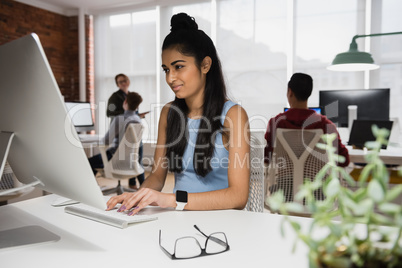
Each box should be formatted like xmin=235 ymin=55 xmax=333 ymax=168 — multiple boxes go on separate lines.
xmin=15 ymin=0 xmax=182 ymax=16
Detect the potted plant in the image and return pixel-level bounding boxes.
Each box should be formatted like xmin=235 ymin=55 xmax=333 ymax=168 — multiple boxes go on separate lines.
xmin=267 ymin=126 xmax=402 ymax=268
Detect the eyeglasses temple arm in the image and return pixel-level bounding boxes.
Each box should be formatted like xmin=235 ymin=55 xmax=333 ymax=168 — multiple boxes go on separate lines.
xmin=193 ymin=225 xmax=208 ymax=238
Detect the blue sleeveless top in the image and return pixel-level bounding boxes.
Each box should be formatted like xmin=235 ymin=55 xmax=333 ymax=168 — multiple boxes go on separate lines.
xmin=173 ymin=100 xmax=238 ymax=193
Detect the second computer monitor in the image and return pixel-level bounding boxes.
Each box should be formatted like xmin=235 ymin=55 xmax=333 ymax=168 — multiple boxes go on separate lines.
xmin=319 ymin=88 xmax=390 ymax=128
xmin=65 ymin=101 xmax=95 ymax=132
xmin=284 ymin=107 xmax=322 ymax=114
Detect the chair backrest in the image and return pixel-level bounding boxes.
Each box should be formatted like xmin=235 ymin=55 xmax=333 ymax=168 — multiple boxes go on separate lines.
xmin=266 ymin=128 xmax=328 ymax=207
xmin=0 ymin=162 xmax=33 ymax=202
xmin=103 ymin=123 xmax=144 ymax=179
xmin=244 ymin=133 xmax=265 ymax=212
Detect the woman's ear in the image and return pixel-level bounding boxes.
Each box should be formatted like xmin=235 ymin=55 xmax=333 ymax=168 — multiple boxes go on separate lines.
xmin=201 ymin=56 xmax=212 ymax=74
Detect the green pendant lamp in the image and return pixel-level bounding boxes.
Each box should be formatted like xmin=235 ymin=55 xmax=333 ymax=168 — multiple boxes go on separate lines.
xmin=327 ymin=31 xmax=402 ymax=72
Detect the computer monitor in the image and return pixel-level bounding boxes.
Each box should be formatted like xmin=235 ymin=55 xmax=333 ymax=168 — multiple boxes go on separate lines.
xmin=0 ymin=34 xmax=106 ymax=248
xmin=65 ymin=101 xmax=95 ymax=132
xmin=0 ymin=33 xmax=105 ymax=208
xmin=319 ymin=88 xmax=390 ymax=127
xmin=284 ymin=107 xmax=322 ymax=114
xmin=348 ymin=119 xmax=393 ymax=149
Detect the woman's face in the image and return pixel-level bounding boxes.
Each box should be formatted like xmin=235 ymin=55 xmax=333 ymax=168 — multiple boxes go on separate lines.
xmin=116 ymin=75 xmax=130 ymax=92
xmin=161 ymin=48 xmax=207 ymax=101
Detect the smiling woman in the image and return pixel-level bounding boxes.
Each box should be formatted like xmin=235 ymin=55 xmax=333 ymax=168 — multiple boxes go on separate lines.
xmin=106 ymin=12 xmax=250 ymax=215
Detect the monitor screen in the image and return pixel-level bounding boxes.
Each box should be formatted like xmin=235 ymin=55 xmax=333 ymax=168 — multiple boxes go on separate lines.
xmin=348 ymin=119 xmax=393 ymax=149
xmin=65 ymin=101 xmax=95 ymax=132
xmin=0 ymin=34 xmax=105 ymax=210
xmin=319 ymin=89 xmax=390 ymax=127
xmin=284 ymin=107 xmax=322 ymax=114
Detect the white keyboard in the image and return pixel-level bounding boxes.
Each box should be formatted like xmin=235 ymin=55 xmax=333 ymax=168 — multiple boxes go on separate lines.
xmin=65 ymin=203 xmax=158 ymax=228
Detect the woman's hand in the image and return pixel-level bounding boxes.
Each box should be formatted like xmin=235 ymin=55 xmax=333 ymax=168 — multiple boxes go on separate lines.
xmin=106 ymin=188 xmax=175 ymax=216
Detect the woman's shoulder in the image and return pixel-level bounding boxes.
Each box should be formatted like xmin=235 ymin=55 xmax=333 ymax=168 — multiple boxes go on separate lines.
xmin=157 ymin=102 xmax=174 ymax=126
xmin=161 ymin=101 xmax=173 ymax=115
xmin=224 ymin=100 xmax=248 ymax=122
xmin=222 ymin=100 xmax=237 ymax=111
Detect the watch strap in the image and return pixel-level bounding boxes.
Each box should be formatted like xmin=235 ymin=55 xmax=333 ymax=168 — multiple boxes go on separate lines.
xmin=175 ymin=202 xmax=186 ymax=211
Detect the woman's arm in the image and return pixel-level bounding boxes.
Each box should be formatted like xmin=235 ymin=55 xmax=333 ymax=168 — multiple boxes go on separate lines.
xmin=138 ymin=105 xmax=170 ymax=191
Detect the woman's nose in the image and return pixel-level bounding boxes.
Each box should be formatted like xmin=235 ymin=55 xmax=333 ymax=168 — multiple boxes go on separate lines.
xmin=166 ymin=71 xmax=176 ymax=84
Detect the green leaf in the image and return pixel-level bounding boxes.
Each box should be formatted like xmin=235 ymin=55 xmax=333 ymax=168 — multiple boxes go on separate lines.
xmin=336 ymin=154 xmax=345 ymax=164
xmin=315 ymin=165 xmax=329 ymax=182
xmin=324 ymin=178 xmax=340 ymax=198
xmin=354 ymin=199 xmax=373 ymax=216
xmin=372 ymin=124 xmax=379 ymax=136
xmin=378 ymin=203 xmax=401 ymax=214
xmin=370 ymin=213 xmax=393 ymax=225
xmin=322 ymin=256 xmax=352 ymax=268
xmin=289 ymin=221 xmax=301 ymax=232
xmin=315 ymin=143 xmax=327 ymax=150
xmin=341 ymin=195 xmax=358 ymax=212
xmin=365 ymin=141 xmax=379 ymax=150
xmin=266 ymin=191 xmax=284 ymax=211
xmin=285 ymin=202 xmax=305 ymax=213
xmin=350 ymin=187 xmax=367 ymax=202
xmin=280 ymin=217 xmax=286 ymax=237
xmin=367 ymin=180 xmax=385 ymax=203
xmin=384 ymin=184 xmax=402 ymax=202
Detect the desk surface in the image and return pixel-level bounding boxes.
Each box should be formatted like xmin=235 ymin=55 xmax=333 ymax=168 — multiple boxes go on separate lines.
xmin=347 ymin=145 xmax=402 ymax=166
xmin=79 ymin=133 xmax=101 ymax=143
xmin=1 ymin=195 xmax=312 ymax=267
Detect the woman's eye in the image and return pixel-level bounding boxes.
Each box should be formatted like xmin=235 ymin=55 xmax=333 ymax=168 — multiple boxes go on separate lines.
xmin=162 ymin=68 xmax=169 ymax=73
xmin=175 ymin=65 xmax=183 ymax=70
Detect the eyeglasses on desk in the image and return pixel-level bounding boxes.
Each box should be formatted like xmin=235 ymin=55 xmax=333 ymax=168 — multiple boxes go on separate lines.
xmin=159 ymin=225 xmax=230 ymax=260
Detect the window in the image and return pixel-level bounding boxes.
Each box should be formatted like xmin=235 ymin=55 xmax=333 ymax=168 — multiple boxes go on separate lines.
xmin=217 ymin=0 xmax=287 ymax=131
xmin=94 ymin=10 xmax=157 ymax=140
xmin=294 ymin=0 xmax=364 ymax=107
xmin=374 ymin=0 xmax=402 ymax=126
xmin=94 ymin=0 xmax=402 ymax=141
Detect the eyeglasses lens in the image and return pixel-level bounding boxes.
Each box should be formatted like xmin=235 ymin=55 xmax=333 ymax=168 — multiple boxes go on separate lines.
xmin=205 ymin=232 xmax=227 ymax=254
xmin=175 ymin=237 xmax=202 ymax=259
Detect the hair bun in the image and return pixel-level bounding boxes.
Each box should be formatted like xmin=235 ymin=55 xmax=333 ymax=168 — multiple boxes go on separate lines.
xmin=170 ymin=13 xmax=198 ymax=32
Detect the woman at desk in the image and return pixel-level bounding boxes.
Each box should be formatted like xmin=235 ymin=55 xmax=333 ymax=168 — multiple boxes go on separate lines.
xmin=107 ymin=13 xmax=250 ymax=214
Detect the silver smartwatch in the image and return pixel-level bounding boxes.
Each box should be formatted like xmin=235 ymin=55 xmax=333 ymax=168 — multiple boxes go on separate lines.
xmin=175 ymin=190 xmax=188 ymax=211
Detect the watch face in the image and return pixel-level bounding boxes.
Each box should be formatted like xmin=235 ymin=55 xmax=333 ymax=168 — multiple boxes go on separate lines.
xmin=176 ymin=190 xmax=188 ymax=203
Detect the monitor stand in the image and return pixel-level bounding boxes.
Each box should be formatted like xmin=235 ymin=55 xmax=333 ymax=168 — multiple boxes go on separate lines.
xmin=0 ymin=226 xmax=60 ymax=250
xmin=0 ymin=132 xmax=43 ymax=196
xmin=0 ymin=131 xmax=60 ymax=250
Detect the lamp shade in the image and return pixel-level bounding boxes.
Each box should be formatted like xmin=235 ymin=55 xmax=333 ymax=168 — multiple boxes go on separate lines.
xmin=327 ymin=39 xmax=379 ymax=71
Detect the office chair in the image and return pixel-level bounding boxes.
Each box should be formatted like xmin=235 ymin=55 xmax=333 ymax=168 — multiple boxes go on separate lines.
xmin=265 ymin=128 xmax=330 ymax=214
xmin=98 ymin=123 xmax=144 ymax=195
xmin=0 ymin=162 xmax=34 ymax=205
xmin=244 ymin=133 xmax=265 ymax=212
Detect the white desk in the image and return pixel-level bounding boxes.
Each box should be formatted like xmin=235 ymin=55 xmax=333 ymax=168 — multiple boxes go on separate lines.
xmin=79 ymin=134 xmax=101 ymax=157
xmin=347 ymin=145 xmax=402 ymax=166
xmin=1 ymin=195 xmax=311 ymax=268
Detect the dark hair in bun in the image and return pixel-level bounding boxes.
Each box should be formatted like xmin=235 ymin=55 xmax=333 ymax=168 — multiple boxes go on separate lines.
xmin=170 ymin=13 xmax=198 ymax=31
xmin=163 ymin=13 xmax=228 ymax=177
